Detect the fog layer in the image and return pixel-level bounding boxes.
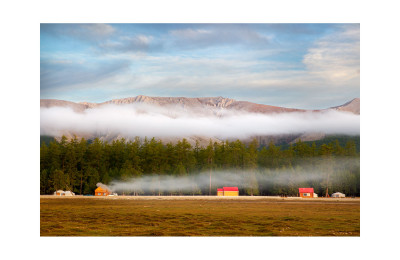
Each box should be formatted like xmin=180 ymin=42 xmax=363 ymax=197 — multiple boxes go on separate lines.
xmin=40 ymin=103 xmax=360 ymax=139
xmin=108 ymin=158 xmax=359 ymax=194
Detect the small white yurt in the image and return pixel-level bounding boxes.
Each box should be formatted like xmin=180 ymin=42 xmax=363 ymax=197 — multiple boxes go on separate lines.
xmin=54 ymin=190 xmax=65 ymax=196
xmin=54 ymin=190 xmax=75 ymax=196
xmin=331 ymin=192 xmax=345 ymax=198
xmin=64 ymin=191 xmax=75 ymax=196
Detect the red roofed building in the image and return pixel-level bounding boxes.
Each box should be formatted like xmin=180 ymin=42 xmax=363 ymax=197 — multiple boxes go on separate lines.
xmin=299 ymin=188 xmax=314 ymax=198
xmin=223 ymin=187 xmax=239 ymax=196
xmin=95 ymin=186 xmax=111 ymax=196
xmin=217 ymin=188 xmax=224 ymax=196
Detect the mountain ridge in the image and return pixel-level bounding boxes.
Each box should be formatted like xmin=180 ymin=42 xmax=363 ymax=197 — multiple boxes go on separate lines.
xmin=42 ymin=95 xmax=360 ymax=114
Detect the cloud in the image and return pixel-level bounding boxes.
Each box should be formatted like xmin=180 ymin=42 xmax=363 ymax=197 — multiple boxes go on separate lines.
xmin=41 ymin=23 xmax=116 ymax=41
xmin=97 ymin=34 xmax=163 ymax=53
xmin=169 ymin=26 xmax=270 ymax=49
xmin=265 ymin=23 xmax=328 ymax=35
xmin=170 ymin=28 xmax=212 ymax=38
xmin=303 ymin=25 xmax=360 ymax=83
xmin=40 ymin=58 xmax=130 ymax=90
xmin=79 ymin=24 xmax=115 ymax=37
xmin=40 ymin=103 xmax=360 ymax=140
xmin=39 ymin=55 xmax=357 ymax=108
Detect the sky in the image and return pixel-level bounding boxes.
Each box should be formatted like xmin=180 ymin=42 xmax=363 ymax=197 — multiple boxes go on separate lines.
xmin=40 ymin=23 xmax=360 ymax=109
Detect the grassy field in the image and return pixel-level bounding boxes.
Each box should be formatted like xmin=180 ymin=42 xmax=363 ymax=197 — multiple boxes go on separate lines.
xmin=40 ymin=196 xmax=360 ymax=236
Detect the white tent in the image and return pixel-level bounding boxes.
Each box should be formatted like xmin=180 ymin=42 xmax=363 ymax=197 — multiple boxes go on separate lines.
xmin=64 ymin=191 xmax=75 ymax=196
xmin=54 ymin=190 xmax=64 ymax=195
xmin=54 ymin=190 xmax=75 ymax=196
xmin=331 ymin=192 xmax=345 ymax=198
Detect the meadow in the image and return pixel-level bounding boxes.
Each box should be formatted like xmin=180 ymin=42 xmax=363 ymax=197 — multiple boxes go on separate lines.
xmin=40 ymin=196 xmax=360 ymax=236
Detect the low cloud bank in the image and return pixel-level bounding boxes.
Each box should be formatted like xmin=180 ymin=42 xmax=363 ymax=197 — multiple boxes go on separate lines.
xmin=108 ymin=158 xmax=359 ymax=193
xmin=40 ymin=103 xmax=360 ymax=140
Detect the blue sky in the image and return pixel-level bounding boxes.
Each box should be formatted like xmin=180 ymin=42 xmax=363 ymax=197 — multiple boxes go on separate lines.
xmin=40 ymin=23 xmax=359 ymax=109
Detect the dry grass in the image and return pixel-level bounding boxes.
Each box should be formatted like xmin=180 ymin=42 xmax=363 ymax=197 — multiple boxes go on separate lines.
xmin=40 ymin=196 xmax=360 ymax=236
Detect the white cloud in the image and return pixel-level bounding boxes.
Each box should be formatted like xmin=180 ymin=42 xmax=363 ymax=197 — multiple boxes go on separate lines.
xmin=45 ymin=50 xmax=358 ymax=108
xmin=97 ymin=34 xmax=156 ymax=53
xmin=170 ymin=28 xmax=212 ymax=39
xmin=169 ymin=27 xmax=269 ymax=48
xmin=40 ymin=103 xmax=360 ymax=140
xmin=80 ymin=24 xmax=115 ymax=37
xmin=303 ymin=25 xmax=360 ymax=83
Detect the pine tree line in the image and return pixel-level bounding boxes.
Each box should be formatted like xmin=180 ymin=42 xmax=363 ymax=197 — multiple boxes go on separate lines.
xmin=40 ymin=136 xmax=360 ymax=196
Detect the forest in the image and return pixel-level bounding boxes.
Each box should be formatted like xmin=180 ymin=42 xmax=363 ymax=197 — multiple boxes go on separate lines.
xmin=40 ymin=136 xmax=360 ymax=196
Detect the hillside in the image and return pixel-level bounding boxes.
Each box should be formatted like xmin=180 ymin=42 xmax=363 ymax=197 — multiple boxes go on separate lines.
xmin=43 ymin=95 xmax=305 ymax=114
xmin=329 ymin=98 xmax=360 ymax=115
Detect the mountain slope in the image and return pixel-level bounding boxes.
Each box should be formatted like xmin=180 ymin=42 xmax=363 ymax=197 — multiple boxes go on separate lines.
xmin=41 ymin=99 xmax=89 ymax=112
xmin=330 ymin=98 xmax=360 ymax=115
xmin=43 ymin=95 xmax=316 ymax=114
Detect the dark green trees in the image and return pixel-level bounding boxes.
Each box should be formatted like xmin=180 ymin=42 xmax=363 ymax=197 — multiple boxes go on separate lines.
xmin=40 ymin=136 xmax=360 ymax=196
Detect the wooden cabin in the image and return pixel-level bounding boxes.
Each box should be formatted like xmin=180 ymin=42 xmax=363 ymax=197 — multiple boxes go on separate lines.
xmin=299 ymin=188 xmax=314 ymax=198
xmin=95 ymin=186 xmax=111 ymax=196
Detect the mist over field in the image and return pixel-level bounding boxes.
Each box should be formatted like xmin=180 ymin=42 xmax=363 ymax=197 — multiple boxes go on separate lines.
xmin=40 ymin=103 xmax=360 ymax=140
xmin=107 ymin=158 xmax=359 ymax=194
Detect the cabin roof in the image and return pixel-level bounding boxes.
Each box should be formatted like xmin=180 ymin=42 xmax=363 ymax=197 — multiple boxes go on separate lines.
xmin=299 ymin=188 xmax=314 ymax=193
xmin=223 ymin=187 xmax=239 ymax=191
xmin=95 ymin=187 xmax=109 ymax=192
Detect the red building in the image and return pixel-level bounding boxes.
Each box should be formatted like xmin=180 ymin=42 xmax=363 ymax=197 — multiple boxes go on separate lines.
xmin=299 ymin=188 xmax=314 ymax=198
xmin=217 ymin=187 xmax=239 ymax=196
xmin=222 ymin=187 xmax=239 ymax=196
